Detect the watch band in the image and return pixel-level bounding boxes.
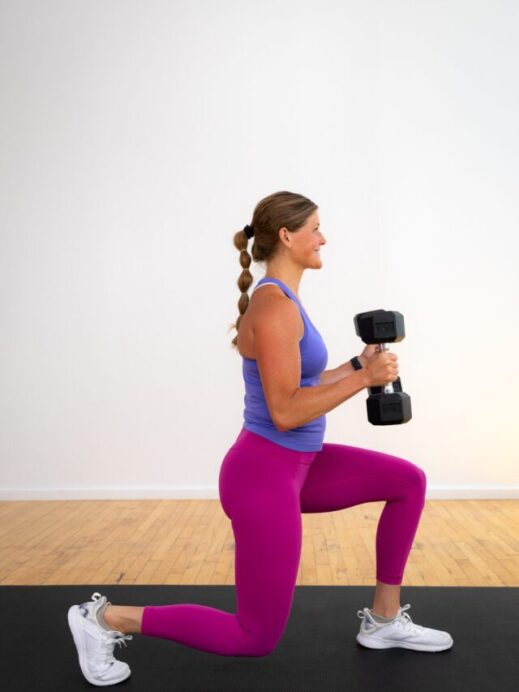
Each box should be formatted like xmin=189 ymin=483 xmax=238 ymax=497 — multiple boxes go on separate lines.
xmin=350 ymin=356 xmax=363 ymax=370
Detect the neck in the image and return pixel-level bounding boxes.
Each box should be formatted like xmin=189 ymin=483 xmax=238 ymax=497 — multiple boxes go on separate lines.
xmin=263 ymin=271 xmax=303 ymax=299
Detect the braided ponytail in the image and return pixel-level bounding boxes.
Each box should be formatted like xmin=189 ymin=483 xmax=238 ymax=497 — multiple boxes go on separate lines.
xmin=229 ymin=228 xmax=254 ymax=349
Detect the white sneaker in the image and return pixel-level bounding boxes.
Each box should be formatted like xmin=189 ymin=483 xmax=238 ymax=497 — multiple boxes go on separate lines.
xmin=68 ymin=591 xmax=133 ymax=686
xmin=356 ymin=603 xmax=453 ymax=652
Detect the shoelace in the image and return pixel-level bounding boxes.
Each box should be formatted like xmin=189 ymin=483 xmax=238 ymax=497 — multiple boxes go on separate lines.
xmin=96 ymin=631 xmax=133 ymax=670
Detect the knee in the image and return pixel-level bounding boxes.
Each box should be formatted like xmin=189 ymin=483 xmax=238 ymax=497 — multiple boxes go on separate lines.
xmin=252 ymin=635 xmax=281 ymax=656
xmin=240 ymin=633 xmax=280 ymax=657
xmin=251 ymin=644 xmax=277 ymax=657
xmin=407 ymin=463 xmax=427 ymax=500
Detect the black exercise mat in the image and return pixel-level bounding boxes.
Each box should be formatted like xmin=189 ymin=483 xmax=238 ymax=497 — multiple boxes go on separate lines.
xmin=1 ymin=584 xmax=517 ymax=691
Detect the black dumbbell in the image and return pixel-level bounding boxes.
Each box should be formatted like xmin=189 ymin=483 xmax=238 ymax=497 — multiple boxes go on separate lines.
xmin=353 ymin=309 xmax=412 ymax=425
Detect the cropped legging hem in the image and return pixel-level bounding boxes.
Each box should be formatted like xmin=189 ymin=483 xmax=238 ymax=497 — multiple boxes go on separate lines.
xmin=141 ymin=428 xmax=427 ymax=656
xmin=375 ymin=573 xmax=406 ymax=585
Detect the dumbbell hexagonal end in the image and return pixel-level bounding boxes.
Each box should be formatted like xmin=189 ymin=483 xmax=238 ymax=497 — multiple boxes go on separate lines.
xmin=354 ymin=310 xmax=405 ymax=344
xmin=367 ymin=392 xmax=412 ymax=425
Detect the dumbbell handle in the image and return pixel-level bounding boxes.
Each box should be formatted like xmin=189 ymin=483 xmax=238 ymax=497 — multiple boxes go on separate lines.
xmin=376 ymin=343 xmax=395 ymax=395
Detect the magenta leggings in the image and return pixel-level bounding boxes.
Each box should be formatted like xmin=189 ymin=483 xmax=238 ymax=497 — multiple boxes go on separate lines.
xmin=141 ymin=428 xmax=426 ymax=656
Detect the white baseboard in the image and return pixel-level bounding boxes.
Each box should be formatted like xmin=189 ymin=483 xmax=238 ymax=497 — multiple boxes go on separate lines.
xmin=0 ymin=485 xmax=518 ymax=500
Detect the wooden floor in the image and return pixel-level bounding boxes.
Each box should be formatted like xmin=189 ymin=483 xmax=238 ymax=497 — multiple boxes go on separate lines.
xmin=1 ymin=500 xmax=518 ymax=586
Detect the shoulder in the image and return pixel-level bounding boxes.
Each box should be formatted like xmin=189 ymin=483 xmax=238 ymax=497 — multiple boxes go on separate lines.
xmin=252 ymin=284 xmax=295 ymax=310
xmin=251 ymin=286 xmax=302 ymax=335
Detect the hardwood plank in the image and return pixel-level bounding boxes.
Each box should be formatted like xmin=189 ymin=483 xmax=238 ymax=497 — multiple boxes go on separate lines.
xmin=0 ymin=501 xmax=518 ymax=587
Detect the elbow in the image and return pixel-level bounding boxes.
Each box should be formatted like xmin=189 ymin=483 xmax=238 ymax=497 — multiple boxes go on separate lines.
xmin=274 ymin=412 xmax=289 ymax=433
xmin=274 ymin=392 xmax=296 ymax=433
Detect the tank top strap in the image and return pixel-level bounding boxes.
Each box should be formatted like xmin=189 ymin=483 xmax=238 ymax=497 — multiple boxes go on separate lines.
xmin=254 ymin=277 xmax=304 ymax=312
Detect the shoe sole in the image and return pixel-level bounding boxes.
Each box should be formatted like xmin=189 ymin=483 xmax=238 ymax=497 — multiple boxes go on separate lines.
xmin=67 ymin=605 xmax=131 ymax=686
xmin=357 ymin=631 xmax=453 ymax=652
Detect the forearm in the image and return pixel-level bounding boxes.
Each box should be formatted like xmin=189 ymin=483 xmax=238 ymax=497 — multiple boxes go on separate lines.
xmin=319 ymin=355 xmax=368 ymax=386
xmin=278 ymin=368 xmax=369 ymax=432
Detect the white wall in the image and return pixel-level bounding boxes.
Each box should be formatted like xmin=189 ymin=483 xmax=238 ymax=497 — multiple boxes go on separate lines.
xmin=1 ymin=0 xmax=517 ymax=500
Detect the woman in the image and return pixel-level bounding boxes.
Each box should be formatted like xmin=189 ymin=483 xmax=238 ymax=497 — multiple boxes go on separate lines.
xmin=68 ymin=190 xmax=453 ymax=686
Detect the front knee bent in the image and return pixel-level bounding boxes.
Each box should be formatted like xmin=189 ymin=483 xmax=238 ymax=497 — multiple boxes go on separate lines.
xmin=408 ymin=463 xmax=427 ymax=499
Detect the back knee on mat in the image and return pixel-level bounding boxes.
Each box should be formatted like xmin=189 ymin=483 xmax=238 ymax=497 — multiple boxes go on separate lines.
xmin=239 ymin=641 xmax=277 ymax=657
xmin=240 ymin=632 xmax=279 ymax=657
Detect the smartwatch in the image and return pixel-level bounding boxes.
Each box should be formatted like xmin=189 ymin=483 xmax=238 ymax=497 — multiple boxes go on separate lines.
xmin=350 ymin=356 xmax=363 ymax=370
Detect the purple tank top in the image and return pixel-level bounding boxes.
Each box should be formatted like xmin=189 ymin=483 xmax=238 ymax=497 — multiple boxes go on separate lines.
xmin=241 ymin=277 xmax=328 ymax=451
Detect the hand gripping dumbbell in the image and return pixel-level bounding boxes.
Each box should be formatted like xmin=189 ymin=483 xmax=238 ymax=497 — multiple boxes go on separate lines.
xmin=353 ymin=309 xmax=412 ymax=425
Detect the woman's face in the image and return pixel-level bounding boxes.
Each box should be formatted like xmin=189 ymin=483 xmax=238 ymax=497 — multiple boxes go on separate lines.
xmin=289 ymin=211 xmax=327 ymax=266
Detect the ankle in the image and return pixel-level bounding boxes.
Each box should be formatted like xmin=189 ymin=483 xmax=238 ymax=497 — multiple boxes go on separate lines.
xmin=371 ymin=606 xmax=400 ymax=619
xmin=103 ymin=605 xmax=126 ymax=633
xmin=103 ymin=604 xmax=144 ymax=635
